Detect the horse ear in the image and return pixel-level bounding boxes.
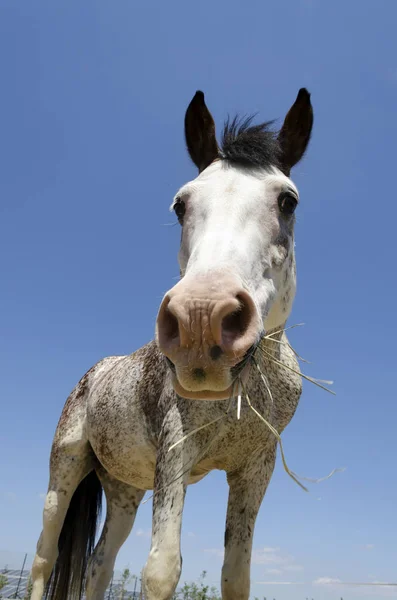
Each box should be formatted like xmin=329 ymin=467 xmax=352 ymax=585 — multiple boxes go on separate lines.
xmin=185 ymin=91 xmax=219 ymax=172
xmin=278 ymin=88 xmax=313 ymax=174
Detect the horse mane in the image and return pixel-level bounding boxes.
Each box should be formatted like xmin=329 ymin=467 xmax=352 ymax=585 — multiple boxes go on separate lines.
xmin=220 ymin=116 xmax=281 ymax=169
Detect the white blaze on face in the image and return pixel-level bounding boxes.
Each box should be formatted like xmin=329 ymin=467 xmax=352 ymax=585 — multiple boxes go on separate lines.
xmin=172 ymin=161 xmax=298 ymax=331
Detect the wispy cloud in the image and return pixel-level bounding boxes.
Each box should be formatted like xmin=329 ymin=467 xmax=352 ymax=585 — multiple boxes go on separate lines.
xmin=256 ymin=577 xmax=397 ymax=593
xmin=202 ymin=545 xmax=303 ymax=573
xmin=368 ymin=581 xmax=397 ymax=589
xmin=252 ymin=547 xmax=284 ymax=565
xmin=363 ymin=543 xmax=375 ymax=550
xmin=136 ymin=529 xmax=151 ymax=538
xmin=314 ymin=577 xmax=397 ymax=592
xmin=313 ymin=577 xmax=342 ymax=585
xmin=284 ymin=564 xmax=304 ymax=572
xmin=265 ymin=568 xmax=282 ymax=575
xmin=203 ymin=545 xmax=304 ymax=578
xmin=256 ymin=580 xmax=303 ymax=585
xmin=251 ymin=546 xmax=303 ymax=573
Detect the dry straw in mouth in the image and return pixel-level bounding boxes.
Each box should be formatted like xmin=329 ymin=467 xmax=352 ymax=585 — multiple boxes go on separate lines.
xmin=166 ymin=324 xmax=343 ymax=494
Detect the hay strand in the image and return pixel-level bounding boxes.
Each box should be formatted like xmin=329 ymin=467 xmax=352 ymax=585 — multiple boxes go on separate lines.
xmin=241 ymin=381 xmax=309 ymax=492
xmin=257 ymin=346 xmax=335 ymax=395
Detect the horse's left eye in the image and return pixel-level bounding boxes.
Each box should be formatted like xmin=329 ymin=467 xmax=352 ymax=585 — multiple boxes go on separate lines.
xmin=174 ymin=198 xmax=186 ymax=224
xmin=278 ymin=192 xmax=298 ymax=217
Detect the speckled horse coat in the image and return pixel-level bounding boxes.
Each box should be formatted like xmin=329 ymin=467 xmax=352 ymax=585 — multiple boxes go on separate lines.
xmin=31 ymin=88 xmax=313 ymax=600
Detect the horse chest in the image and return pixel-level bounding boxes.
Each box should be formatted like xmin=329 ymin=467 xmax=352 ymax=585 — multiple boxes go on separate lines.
xmin=174 ymin=390 xmax=274 ymax=479
xmin=200 ymin=413 xmax=272 ymax=474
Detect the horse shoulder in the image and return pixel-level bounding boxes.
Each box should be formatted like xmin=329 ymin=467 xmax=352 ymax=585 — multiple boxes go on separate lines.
xmin=270 ymin=333 xmax=303 ymax=432
xmin=52 ymin=355 xmax=126 ymax=454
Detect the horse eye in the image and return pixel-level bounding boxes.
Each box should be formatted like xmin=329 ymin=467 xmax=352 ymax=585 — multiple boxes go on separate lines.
xmin=174 ymin=198 xmax=186 ymax=224
xmin=278 ymin=192 xmax=298 ymax=217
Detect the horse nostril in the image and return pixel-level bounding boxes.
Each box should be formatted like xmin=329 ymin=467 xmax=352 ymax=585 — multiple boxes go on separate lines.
xmin=210 ymin=345 xmax=223 ymax=361
xmin=163 ymin=308 xmax=179 ymax=343
xmin=157 ymin=298 xmax=181 ymax=351
xmin=221 ymin=293 xmax=252 ymax=348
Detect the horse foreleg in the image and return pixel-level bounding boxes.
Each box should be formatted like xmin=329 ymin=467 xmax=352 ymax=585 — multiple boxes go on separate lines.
xmin=221 ymin=443 xmax=277 ymax=600
xmin=143 ymin=407 xmax=195 ymax=600
xmin=86 ymin=469 xmax=145 ymax=600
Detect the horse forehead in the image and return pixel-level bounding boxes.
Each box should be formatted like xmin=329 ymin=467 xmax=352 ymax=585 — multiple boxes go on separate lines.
xmin=195 ymin=163 xmax=296 ymax=201
xmin=191 ymin=169 xmax=263 ymax=211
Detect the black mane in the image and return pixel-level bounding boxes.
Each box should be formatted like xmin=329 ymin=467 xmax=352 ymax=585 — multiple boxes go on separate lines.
xmin=220 ymin=116 xmax=281 ymax=169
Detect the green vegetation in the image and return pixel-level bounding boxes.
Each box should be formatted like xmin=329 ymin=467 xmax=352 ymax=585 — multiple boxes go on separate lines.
xmin=118 ymin=567 xmax=137 ymax=599
xmin=174 ymin=571 xmax=221 ymax=600
xmin=0 ymin=571 xmax=8 ymax=599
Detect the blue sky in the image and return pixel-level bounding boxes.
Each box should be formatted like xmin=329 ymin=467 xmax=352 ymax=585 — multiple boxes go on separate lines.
xmin=0 ymin=1 xmax=396 ymax=599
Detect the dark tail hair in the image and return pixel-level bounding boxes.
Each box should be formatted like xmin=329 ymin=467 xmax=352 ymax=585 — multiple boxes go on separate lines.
xmin=45 ymin=470 xmax=103 ymax=600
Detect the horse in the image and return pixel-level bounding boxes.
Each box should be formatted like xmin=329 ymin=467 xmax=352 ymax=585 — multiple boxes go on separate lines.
xmin=31 ymin=87 xmax=313 ymax=600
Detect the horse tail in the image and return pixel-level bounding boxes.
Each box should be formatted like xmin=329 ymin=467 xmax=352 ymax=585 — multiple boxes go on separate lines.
xmin=45 ymin=470 xmax=103 ymax=600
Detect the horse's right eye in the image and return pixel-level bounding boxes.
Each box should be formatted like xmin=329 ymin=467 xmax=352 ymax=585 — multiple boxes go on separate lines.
xmin=278 ymin=192 xmax=298 ymax=217
xmin=174 ymin=199 xmax=186 ymax=224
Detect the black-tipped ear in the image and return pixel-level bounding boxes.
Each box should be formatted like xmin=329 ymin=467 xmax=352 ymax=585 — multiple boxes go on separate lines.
xmin=184 ymin=91 xmax=219 ymax=173
xmin=278 ymin=88 xmax=313 ymax=175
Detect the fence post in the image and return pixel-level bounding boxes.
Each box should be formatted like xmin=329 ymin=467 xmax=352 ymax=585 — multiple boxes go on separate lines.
xmin=14 ymin=553 xmax=27 ymax=599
